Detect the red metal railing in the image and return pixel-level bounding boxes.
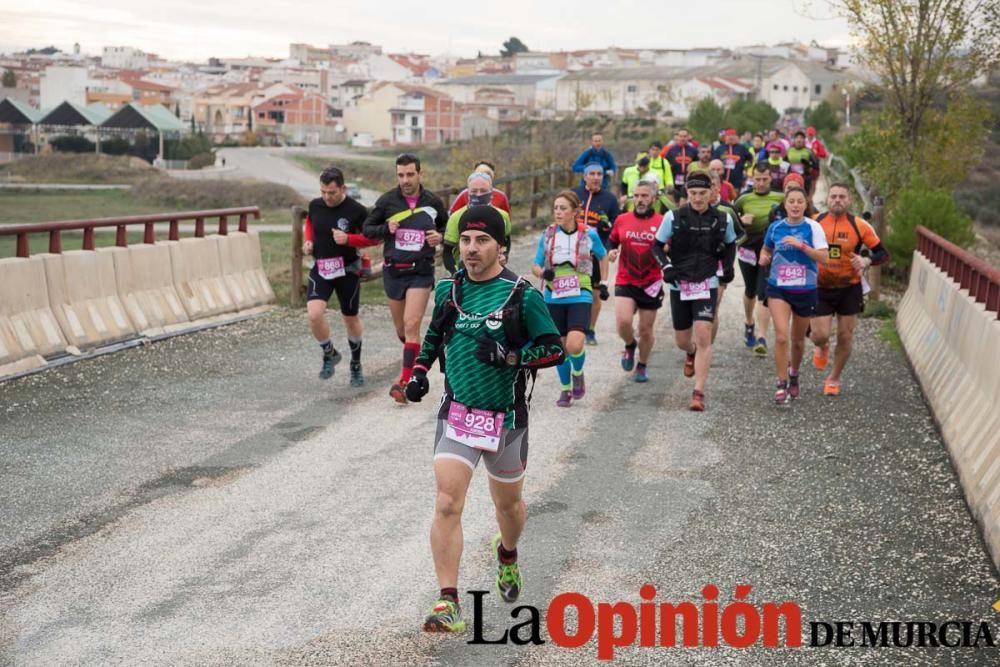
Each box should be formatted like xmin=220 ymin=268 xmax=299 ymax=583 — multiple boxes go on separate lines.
xmin=917 ymin=225 xmax=1000 ymax=319
xmin=0 ymin=207 xmax=261 ymax=258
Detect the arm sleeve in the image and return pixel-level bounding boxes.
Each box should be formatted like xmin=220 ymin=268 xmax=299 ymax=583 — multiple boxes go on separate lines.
xmin=362 ymin=200 xmax=388 ymax=239
xmin=517 ymin=289 xmax=565 ymax=368
xmin=443 ymin=211 xmax=461 ymax=245
xmin=533 ymin=233 xmax=546 ymax=268
xmin=346 ymin=233 xmax=380 ymax=248
xmin=588 ymin=229 xmax=608 ymax=259
xmin=434 ymin=200 xmax=448 ymax=233
xmin=654 ymin=212 xmax=674 ymax=244
xmin=810 ymin=221 xmax=829 ymax=250
xmin=414 ymin=285 xmax=448 ymax=370
xmin=442 ymin=243 xmax=458 ymax=274
xmin=304 ymin=216 xmax=313 ymax=242
xmin=571 ymin=149 xmax=589 ymax=174
xmin=860 ymin=221 xmax=890 ymax=265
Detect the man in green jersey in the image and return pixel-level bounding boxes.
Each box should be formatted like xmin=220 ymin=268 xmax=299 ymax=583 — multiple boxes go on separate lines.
xmin=405 ymin=206 xmax=565 ymax=633
xmin=733 ymin=163 xmax=785 ymax=354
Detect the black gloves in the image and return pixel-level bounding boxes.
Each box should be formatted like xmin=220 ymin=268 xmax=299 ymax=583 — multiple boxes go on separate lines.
xmin=404 ymin=368 xmax=429 ymax=402
xmin=541 ymin=268 xmax=556 ymax=282
xmin=598 ymin=283 xmax=609 ymax=301
xmin=474 ymin=337 xmax=519 ymax=368
xmin=661 ymin=262 xmax=679 ymax=283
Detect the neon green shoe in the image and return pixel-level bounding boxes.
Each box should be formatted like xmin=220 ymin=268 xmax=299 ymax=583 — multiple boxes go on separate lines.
xmin=491 ymin=533 xmax=523 ymax=603
xmin=422 ymin=597 xmax=466 ymax=633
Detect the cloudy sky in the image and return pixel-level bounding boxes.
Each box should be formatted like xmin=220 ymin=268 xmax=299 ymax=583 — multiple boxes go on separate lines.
xmin=0 ymin=0 xmax=852 ymax=61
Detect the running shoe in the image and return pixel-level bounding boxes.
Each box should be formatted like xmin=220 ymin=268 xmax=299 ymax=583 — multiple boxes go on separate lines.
xmin=318 ymin=348 xmax=342 ymax=380
xmin=423 ymin=597 xmax=466 ymax=633
xmin=744 ymin=324 xmax=756 ymax=348
xmin=389 ymin=381 xmax=407 ymax=404
xmin=349 ymin=361 xmax=364 ymax=388
xmin=556 ymin=390 xmax=572 ymax=407
xmin=585 ymin=330 xmax=598 ymax=346
xmin=683 ymin=352 xmax=696 ymax=378
xmin=788 ymin=369 xmax=800 ymax=399
xmin=689 ymin=390 xmax=705 ymax=411
xmin=491 ymin=533 xmax=523 ymax=603
xmin=774 ymin=381 xmax=790 ymax=405
xmin=812 ymin=345 xmax=829 ymax=370
xmin=823 ymin=378 xmax=841 ymax=396
xmin=572 ymin=373 xmax=586 ymax=400
xmin=621 ymin=346 xmax=636 ymax=371
xmin=633 ymin=365 xmax=648 ymax=383
xmin=752 ymin=337 xmax=768 ymax=356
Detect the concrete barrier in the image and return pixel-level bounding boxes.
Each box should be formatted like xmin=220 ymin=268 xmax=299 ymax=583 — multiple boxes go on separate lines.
xmin=0 ymin=256 xmax=67 ymax=377
xmin=169 ymin=237 xmax=237 ymax=319
xmin=43 ymin=249 xmax=138 ymax=350
xmin=897 ymin=251 xmax=1000 ymax=569
xmin=215 ymin=232 xmax=274 ymax=312
xmin=111 ymin=243 xmax=191 ymax=336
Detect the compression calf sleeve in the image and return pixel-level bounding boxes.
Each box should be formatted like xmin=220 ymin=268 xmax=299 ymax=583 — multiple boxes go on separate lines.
xmin=557 ymin=360 xmax=572 ymax=390
xmin=569 ymin=350 xmax=586 ymax=376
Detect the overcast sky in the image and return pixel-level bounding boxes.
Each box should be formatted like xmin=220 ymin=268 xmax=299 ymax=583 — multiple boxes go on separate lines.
xmin=0 ymin=0 xmax=852 ymax=62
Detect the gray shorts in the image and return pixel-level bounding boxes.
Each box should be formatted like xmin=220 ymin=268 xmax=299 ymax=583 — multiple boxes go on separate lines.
xmin=433 ymin=419 xmax=528 ymax=482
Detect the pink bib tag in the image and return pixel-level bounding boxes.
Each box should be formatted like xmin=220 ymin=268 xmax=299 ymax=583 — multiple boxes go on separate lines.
xmin=446 ymin=400 xmax=503 ymax=452
xmin=679 ymin=279 xmax=710 ymax=301
xmin=396 ymin=228 xmax=425 ymax=252
xmin=316 ymin=256 xmax=345 ymax=280
xmin=551 ymin=274 xmax=581 ymax=299
xmin=724 ymin=158 xmax=737 ymax=170
xmin=737 ymin=246 xmax=757 ymax=265
xmin=776 ymin=263 xmax=807 ymax=287
xmin=643 ymin=280 xmax=663 ymax=299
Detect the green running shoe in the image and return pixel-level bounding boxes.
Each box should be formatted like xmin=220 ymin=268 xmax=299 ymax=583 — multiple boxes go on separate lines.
xmin=491 ymin=533 xmax=523 ymax=603
xmin=422 ymin=597 xmax=465 ymax=633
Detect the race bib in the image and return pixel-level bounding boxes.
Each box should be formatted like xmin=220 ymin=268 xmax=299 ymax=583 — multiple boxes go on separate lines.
xmin=551 ymin=274 xmax=581 ymax=299
xmin=861 ymin=274 xmax=871 ymax=296
xmin=679 ymin=279 xmax=710 ymax=301
xmin=790 ymin=163 xmax=806 ymax=174
xmin=776 ymin=263 xmax=807 ymax=287
xmin=445 ymin=400 xmax=503 ymax=452
xmin=737 ymin=246 xmax=757 ymax=265
xmin=316 ymin=256 xmax=345 ymax=280
xmin=643 ymin=280 xmax=663 ymax=299
xmin=675 ymin=174 xmax=685 ymax=185
xmin=828 ymin=244 xmax=842 ymax=260
xmin=717 ymin=260 xmax=724 ymax=277
xmin=724 ymin=158 xmax=737 ymax=170
xmin=395 ymin=228 xmax=426 ymax=252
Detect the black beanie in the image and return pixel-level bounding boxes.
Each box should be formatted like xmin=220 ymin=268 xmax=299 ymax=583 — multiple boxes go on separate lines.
xmin=458 ymin=206 xmax=506 ymax=245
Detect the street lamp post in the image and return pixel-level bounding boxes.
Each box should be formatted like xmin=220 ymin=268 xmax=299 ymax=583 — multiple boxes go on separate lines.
xmin=844 ymin=88 xmax=852 ymax=128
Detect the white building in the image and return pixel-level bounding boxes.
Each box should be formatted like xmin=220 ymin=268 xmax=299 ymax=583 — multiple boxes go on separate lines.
xmin=101 ymin=46 xmax=150 ymax=70
xmin=39 ymin=66 xmax=89 ymax=108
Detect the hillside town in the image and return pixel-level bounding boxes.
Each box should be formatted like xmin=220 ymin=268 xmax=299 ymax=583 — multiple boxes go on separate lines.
xmin=0 ymin=39 xmax=870 ymax=155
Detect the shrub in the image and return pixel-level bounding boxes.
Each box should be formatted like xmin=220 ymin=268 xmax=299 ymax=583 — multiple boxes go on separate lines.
xmin=49 ymin=135 xmax=96 ymax=153
xmin=187 ymin=152 xmax=217 ymax=170
xmin=131 ymin=179 xmax=305 ymax=210
xmin=886 ymin=176 xmax=976 ymax=272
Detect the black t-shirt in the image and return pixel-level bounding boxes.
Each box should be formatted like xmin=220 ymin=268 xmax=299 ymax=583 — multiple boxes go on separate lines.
xmin=307 ymin=196 xmax=368 ymax=263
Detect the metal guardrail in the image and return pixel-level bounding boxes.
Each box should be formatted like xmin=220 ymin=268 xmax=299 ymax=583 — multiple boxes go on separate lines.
xmin=917 ymin=225 xmax=1000 ymax=318
xmin=0 ymin=207 xmax=261 ymax=258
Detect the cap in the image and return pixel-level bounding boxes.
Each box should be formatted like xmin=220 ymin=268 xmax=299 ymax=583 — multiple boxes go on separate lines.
xmin=685 ymin=172 xmax=712 ymax=190
xmin=637 ymin=156 xmax=650 ymax=167
xmin=767 ymin=141 xmax=785 ymax=155
xmin=724 ymin=127 xmax=737 ymax=136
xmin=458 ymin=206 xmax=506 ymax=246
xmin=806 ymin=126 xmax=816 ymax=136
xmin=783 ymin=172 xmax=805 ymax=188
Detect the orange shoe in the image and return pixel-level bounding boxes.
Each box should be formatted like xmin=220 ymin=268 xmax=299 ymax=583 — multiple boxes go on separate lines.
xmin=389 ymin=380 xmax=408 ymax=404
xmin=812 ymin=345 xmax=829 ymax=370
xmin=823 ymin=378 xmax=841 ymax=396
xmin=683 ymin=352 xmax=696 ymax=378
xmin=689 ymin=390 xmax=705 ymax=411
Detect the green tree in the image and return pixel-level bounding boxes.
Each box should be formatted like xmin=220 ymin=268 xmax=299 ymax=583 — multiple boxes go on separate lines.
xmin=723 ymin=99 xmax=779 ymax=134
xmin=886 ymin=176 xmax=976 ymax=271
xmin=688 ymin=97 xmax=725 ymax=144
xmin=500 ymin=37 xmax=529 ymax=58
xmin=803 ymin=101 xmax=839 ymax=137
xmin=1 ymin=68 xmax=15 ymax=87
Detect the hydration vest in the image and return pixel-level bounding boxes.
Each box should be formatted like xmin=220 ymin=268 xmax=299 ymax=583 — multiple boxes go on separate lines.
xmin=670 ymin=205 xmax=728 ymax=283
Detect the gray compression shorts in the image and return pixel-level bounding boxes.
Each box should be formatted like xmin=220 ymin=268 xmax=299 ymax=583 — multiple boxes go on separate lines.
xmin=433 ymin=419 xmax=529 ymax=482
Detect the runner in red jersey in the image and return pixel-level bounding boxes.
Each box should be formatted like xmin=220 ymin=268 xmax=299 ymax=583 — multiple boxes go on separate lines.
xmin=607 ymin=181 xmax=664 ymax=382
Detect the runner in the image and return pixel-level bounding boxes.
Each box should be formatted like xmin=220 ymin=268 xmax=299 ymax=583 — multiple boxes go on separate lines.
xmin=709 ymin=159 xmax=738 ymax=203
xmin=804 ymin=128 xmax=828 ymax=200
xmin=443 ymin=171 xmax=511 ymax=274
xmin=571 ymin=133 xmax=617 ymax=189
xmin=620 ymin=155 xmax=661 ymax=208
xmin=404 ymin=206 xmax=565 ymax=632
xmin=734 ymin=163 xmax=785 ymax=354
xmin=764 ymin=142 xmax=791 ymax=192
xmin=607 ymin=181 xmax=664 ymax=382
xmin=785 ymin=131 xmax=820 ymax=196
xmin=624 ymin=175 xmax=677 ymax=215
xmin=688 ymin=144 xmax=714 ymax=176
xmin=810 ymin=183 xmax=890 ymax=395
xmin=303 ymin=167 xmax=379 ymax=387
xmin=652 ymin=172 xmax=737 ymax=411
xmin=661 ymin=127 xmax=699 ymax=195
xmin=758 ymin=185 xmax=829 ymax=405
xmin=572 ymin=163 xmax=620 ymax=346
xmin=447 ymin=161 xmax=511 ymax=214
xmin=647 ymin=141 xmax=673 ymax=191
xmin=362 ymin=152 xmax=448 ymax=403
xmin=532 ymin=190 xmax=608 ymax=406
xmin=712 ymin=128 xmax=753 ymax=193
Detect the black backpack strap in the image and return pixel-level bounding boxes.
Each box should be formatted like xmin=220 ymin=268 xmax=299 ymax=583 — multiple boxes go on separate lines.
xmin=844 ymin=213 xmax=864 ymax=254
xmin=502 ymin=278 xmax=530 ymax=348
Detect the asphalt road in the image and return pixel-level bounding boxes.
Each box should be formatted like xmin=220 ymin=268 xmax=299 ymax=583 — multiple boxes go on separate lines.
xmin=1 ymin=236 xmax=998 ymax=665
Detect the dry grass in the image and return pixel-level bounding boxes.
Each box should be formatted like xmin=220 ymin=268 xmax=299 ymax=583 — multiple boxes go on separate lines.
xmin=0 ymin=154 xmax=162 ymax=184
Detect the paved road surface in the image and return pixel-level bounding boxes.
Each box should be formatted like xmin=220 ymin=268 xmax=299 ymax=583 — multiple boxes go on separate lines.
xmin=1 ymin=236 xmax=997 ymax=665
